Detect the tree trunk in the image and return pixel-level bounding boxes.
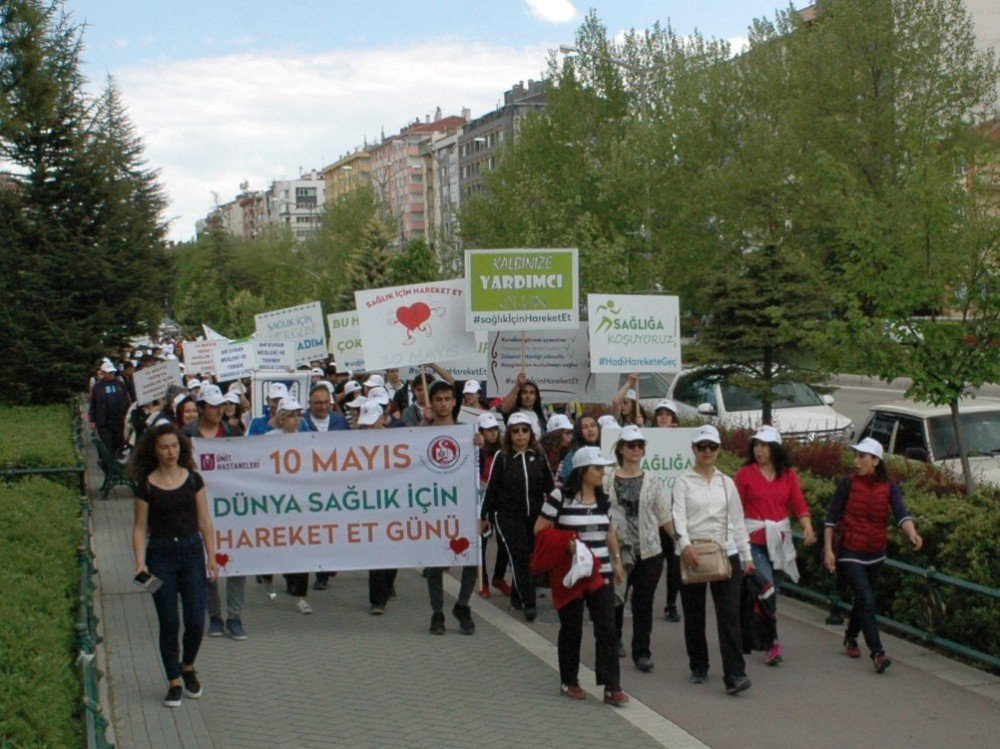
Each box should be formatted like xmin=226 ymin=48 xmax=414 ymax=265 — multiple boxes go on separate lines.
xmin=761 ymin=347 xmax=773 ymax=426
xmin=949 ymin=398 xmax=975 ymax=495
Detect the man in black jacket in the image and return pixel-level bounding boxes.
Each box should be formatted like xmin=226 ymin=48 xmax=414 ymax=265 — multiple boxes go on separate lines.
xmin=90 ymin=361 xmax=131 ymax=460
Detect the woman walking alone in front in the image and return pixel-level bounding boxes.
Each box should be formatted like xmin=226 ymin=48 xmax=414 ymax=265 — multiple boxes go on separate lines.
xmin=672 ymin=425 xmax=755 ymax=695
xmin=130 ymin=423 xmax=217 ymax=708
xmin=535 ymin=447 xmax=629 ymax=706
xmin=824 ymin=437 xmax=922 ymax=673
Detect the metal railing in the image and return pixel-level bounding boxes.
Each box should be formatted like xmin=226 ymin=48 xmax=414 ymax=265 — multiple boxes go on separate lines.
xmin=782 ymin=534 xmax=1000 ymax=671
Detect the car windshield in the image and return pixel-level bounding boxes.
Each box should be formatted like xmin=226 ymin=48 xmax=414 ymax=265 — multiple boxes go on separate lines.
xmin=927 ymin=411 xmax=1000 ymax=459
xmin=720 ymin=381 xmax=824 ymax=412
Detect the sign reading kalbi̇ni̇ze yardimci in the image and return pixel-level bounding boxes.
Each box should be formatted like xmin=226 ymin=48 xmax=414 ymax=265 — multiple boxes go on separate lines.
xmin=194 ymin=426 xmax=479 ymax=576
xmin=465 ymin=248 xmax=579 ymax=332
xmin=254 ymin=301 xmax=327 ymax=367
xmin=587 ymin=294 xmax=682 ymax=373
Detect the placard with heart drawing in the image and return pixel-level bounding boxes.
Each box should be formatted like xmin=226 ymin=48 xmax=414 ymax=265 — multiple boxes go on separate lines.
xmin=355 ymin=279 xmax=481 ymax=370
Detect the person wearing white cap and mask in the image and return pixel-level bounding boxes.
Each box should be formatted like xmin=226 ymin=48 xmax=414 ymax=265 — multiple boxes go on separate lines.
xmin=246 ymin=382 xmax=291 ymax=436
xmin=480 ymin=411 xmax=555 ymax=622
xmin=823 ymin=437 xmax=922 ymax=674
xmin=672 ymin=424 xmax=754 ymax=695
xmin=606 ymin=425 xmax=673 ymax=672
xmin=534 ymin=447 xmax=629 ymax=706
xmin=734 ymin=425 xmax=814 ymax=666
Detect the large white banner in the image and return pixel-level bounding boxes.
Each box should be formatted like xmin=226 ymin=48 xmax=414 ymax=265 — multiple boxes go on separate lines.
xmin=600 ymin=426 xmax=698 ymax=491
xmin=326 ymin=310 xmax=365 ymax=372
xmin=255 ymin=301 xmax=327 ymax=366
xmin=486 ymin=323 xmax=618 ymax=404
xmin=184 ymin=338 xmax=228 ymax=378
xmin=193 ymin=426 xmax=479 ymax=576
xmin=133 ymin=360 xmax=181 ymax=406
xmin=355 ymin=279 xmax=479 ymax=370
xmin=588 ymin=294 xmax=682 ymax=373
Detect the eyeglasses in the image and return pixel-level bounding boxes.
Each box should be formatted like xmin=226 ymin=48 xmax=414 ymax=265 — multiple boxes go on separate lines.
xmin=623 ymin=440 xmax=646 ymax=449
xmin=509 ymin=426 xmax=531 ymax=434
xmin=694 ymin=442 xmax=720 ymax=452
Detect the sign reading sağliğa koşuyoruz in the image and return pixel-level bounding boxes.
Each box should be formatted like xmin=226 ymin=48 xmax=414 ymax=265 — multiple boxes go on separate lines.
xmin=194 ymin=426 xmax=479 ymax=576
xmin=587 ymin=294 xmax=682 ymax=373
xmin=465 ymin=248 xmax=579 ymax=331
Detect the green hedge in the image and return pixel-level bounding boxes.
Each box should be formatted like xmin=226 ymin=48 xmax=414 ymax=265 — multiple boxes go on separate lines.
xmin=717 ymin=442 xmax=1000 ymax=664
xmin=0 ymin=404 xmax=78 ymax=469
xmin=0 ymin=477 xmax=82 ymax=747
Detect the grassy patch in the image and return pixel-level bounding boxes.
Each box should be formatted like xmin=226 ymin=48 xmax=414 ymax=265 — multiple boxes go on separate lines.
xmin=0 ymin=404 xmax=77 ymax=469
xmin=0 ymin=477 xmax=82 ymax=747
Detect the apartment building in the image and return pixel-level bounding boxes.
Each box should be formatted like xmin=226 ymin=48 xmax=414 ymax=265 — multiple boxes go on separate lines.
xmin=321 ymin=148 xmax=372 ymax=203
xmin=266 ymin=170 xmax=325 ymax=241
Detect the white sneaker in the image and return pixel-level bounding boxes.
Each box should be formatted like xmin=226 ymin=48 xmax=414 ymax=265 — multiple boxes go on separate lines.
xmin=296 ymin=599 xmax=313 ymax=615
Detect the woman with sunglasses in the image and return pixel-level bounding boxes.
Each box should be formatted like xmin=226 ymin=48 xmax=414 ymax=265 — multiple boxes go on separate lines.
xmin=480 ymin=412 xmax=555 ymax=621
xmin=672 ymin=425 xmax=755 ymax=695
xmin=734 ymin=425 xmax=814 ymax=665
xmin=606 ymin=426 xmax=674 ymax=672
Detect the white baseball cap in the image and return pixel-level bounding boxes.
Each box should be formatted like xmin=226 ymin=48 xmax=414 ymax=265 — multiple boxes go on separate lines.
xmin=546 ymin=413 xmax=573 ymax=432
xmin=227 ymin=381 xmax=246 ymax=395
xmin=597 ymin=414 xmax=618 ymax=429
xmin=187 ymin=378 xmax=201 ymax=390
xmin=366 ymin=386 xmax=390 ymax=405
xmin=619 ymin=424 xmax=645 ymax=443
xmin=267 ymin=382 xmax=289 ymax=400
xmin=223 ymin=391 xmax=241 ymax=405
xmin=751 ymin=425 xmax=783 ymax=445
xmin=625 ymin=389 xmax=638 ymax=401
xmin=363 ymin=374 xmax=385 ymax=388
xmin=851 ymin=437 xmax=884 ymax=460
xmin=654 ymin=399 xmax=678 ymax=414
xmin=572 ymin=446 xmax=616 ymax=470
xmin=172 ymin=392 xmax=189 ymax=409
xmin=277 ymin=397 xmax=302 ymax=413
xmin=197 ymin=383 xmax=226 ymax=406
xmin=476 ymin=413 xmax=500 ymax=430
xmin=100 ymin=362 xmax=116 ymax=373
xmin=691 ymin=424 xmax=722 ymax=445
xmin=357 ymin=400 xmax=384 ymax=426
xmin=507 ymin=412 xmax=532 ymax=428
xmin=463 ymin=380 xmax=481 ymax=394
xmin=346 ymin=395 xmax=367 ymax=409
xmin=311 ymin=367 xmax=325 ymax=377
xmin=343 ymin=380 xmax=362 ymax=395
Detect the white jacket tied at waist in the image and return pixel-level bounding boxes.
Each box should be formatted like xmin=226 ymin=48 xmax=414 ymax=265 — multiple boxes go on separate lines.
xmin=745 ymin=517 xmax=799 ymax=582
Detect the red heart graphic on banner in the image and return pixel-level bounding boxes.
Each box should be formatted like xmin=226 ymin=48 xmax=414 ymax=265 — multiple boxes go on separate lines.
xmin=215 ymin=553 xmax=229 ymax=567
xmin=449 ymin=537 xmax=470 ymax=555
xmin=396 ymin=303 xmax=432 ymax=332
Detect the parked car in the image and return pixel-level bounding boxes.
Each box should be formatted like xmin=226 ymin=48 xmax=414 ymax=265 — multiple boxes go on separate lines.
xmin=854 ymin=398 xmax=1000 ymax=487
xmin=616 ymin=372 xmax=673 ymax=413
xmin=666 ymin=367 xmax=853 ymax=442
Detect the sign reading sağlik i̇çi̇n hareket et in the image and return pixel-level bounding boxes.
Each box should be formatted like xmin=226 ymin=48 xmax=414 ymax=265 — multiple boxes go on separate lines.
xmin=587 ymin=294 xmax=682 ymax=373
xmin=326 ymin=311 xmax=365 ymax=372
xmin=254 ymin=301 xmax=327 ymax=367
xmin=465 ymin=248 xmax=579 ymax=331
xmin=355 ymin=278 xmax=479 ymax=370
xmin=193 ymin=426 xmax=479 ymax=576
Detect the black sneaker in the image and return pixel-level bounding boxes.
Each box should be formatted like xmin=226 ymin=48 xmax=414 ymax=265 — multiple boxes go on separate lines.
xmin=724 ymin=674 xmax=751 ymax=695
xmin=452 ymin=604 xmax=475 ymax=635
xmin=664 ymin=606 xmax=681 ymax=622
xmin=688 ymin=670 xmax=707 ymax=684
xmin=524 ymin=606 xmax=537 ymax=622
xmin=872 ymin=651 xmax=892 ymax=674
xmin=181 ymin=669 xmax=202 ymax=699
xmin=429 ymin=611 xmax=445 ymax=635
xmin=163 ymin=685 xmax=183 ymax=708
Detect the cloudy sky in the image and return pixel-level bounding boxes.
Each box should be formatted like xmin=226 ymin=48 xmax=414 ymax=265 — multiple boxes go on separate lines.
xmin=66 ymin=0 xmax=805 ymax=241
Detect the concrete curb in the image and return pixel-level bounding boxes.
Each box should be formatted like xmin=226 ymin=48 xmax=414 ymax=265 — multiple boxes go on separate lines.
xmin=827 ymin=374 xmax=1000 ymax=398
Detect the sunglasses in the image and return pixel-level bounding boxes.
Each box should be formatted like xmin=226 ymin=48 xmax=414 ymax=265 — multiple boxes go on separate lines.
xmin=509 ymin=426 xmax=531 ymax=434
xmin=623 ymin=440 xmax=646 ymax=449
xmin=695 ymin=442 xmax=720 ymax=452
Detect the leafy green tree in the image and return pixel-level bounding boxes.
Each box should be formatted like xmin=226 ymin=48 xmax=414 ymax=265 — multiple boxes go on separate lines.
xmin=339 ymin=216 xmax=394 ymax=309
xmin=388 ymin=238 xmax=438 ymax=286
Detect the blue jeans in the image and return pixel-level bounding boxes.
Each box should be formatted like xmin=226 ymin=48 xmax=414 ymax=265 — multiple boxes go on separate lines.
xmin=146 ymin=534 xmax=208 ymax=681
xmin=839 ymin=560 xmax=884 ymax=655
xmin=751 ymin=544 xmax=781 ymax=647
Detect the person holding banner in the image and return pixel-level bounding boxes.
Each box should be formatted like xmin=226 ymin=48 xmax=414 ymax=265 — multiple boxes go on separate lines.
xmin=500 ymin=373 xmax=545 ymax=439
xmin=606 ymin=426 xmax=674 ymax=672
xmin=480 ymin=412 xmax=555 ymax=622
xmin=534 ymin=447 xmax=629 ymax=707
xmin=611 ymin=375 xmax=648 ymax=427
xmin=129 ymin=423 xmax=217 ymax=708
xmin=673 ymin=425 xmax=754 ymax=695
xmin=423 ymin=380 xmax=479 ymax=635
xmin=734 ymin=426 xmax=815 ymax=666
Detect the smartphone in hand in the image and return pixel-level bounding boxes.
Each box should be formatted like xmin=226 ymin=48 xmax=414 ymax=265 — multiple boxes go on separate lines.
xmin=133 ymin=570 xmax=163 ymax=594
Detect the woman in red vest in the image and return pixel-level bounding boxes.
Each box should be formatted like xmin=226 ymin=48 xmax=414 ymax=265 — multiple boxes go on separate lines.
xmin=823 ymin=438 xmax=922 ymax=673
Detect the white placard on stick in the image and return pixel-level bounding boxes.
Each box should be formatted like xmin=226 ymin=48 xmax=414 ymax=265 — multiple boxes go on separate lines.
xmin=486 ymin=323 xmax=617 ymax=404
xmin=588 ymin=294 xmax=682 ymax=373
xmin=134 ymin=360 xmax=181 ymax=406
xmin=254 ymin=340 xmax=294 ymax=371
xmin=355 ymin=279 xmax=479 ymax=370
xmin=326 ymin=311 xmax=365 ymax=371
xmin=184 ymin=338 xmax=228 ymax=377
xmin=213 ymin=341 xmax=257 ymax=381
xmin=255 ymin=301 xmax=327 ymax=366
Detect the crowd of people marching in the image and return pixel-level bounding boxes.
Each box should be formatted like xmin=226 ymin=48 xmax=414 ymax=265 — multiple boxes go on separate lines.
xmin=89 ymin=338 xmax=922 ymax=709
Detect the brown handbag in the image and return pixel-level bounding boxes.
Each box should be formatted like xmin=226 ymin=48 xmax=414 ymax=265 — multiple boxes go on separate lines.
xmin=680 ymin=539 xmax=732 ymax=584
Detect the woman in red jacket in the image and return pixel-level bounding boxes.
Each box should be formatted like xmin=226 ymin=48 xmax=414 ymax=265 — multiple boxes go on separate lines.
xmin=734 ymin=426 xmax=815 ymax=665
xmin=823 ymin=438 xmax=923 ymax=673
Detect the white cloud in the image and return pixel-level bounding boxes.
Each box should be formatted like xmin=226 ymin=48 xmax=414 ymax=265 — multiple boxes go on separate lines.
xmin=524 ymin=0 xmax=577 ymax=24
xmin=113 ymin=40 xmax=551 ymax=242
